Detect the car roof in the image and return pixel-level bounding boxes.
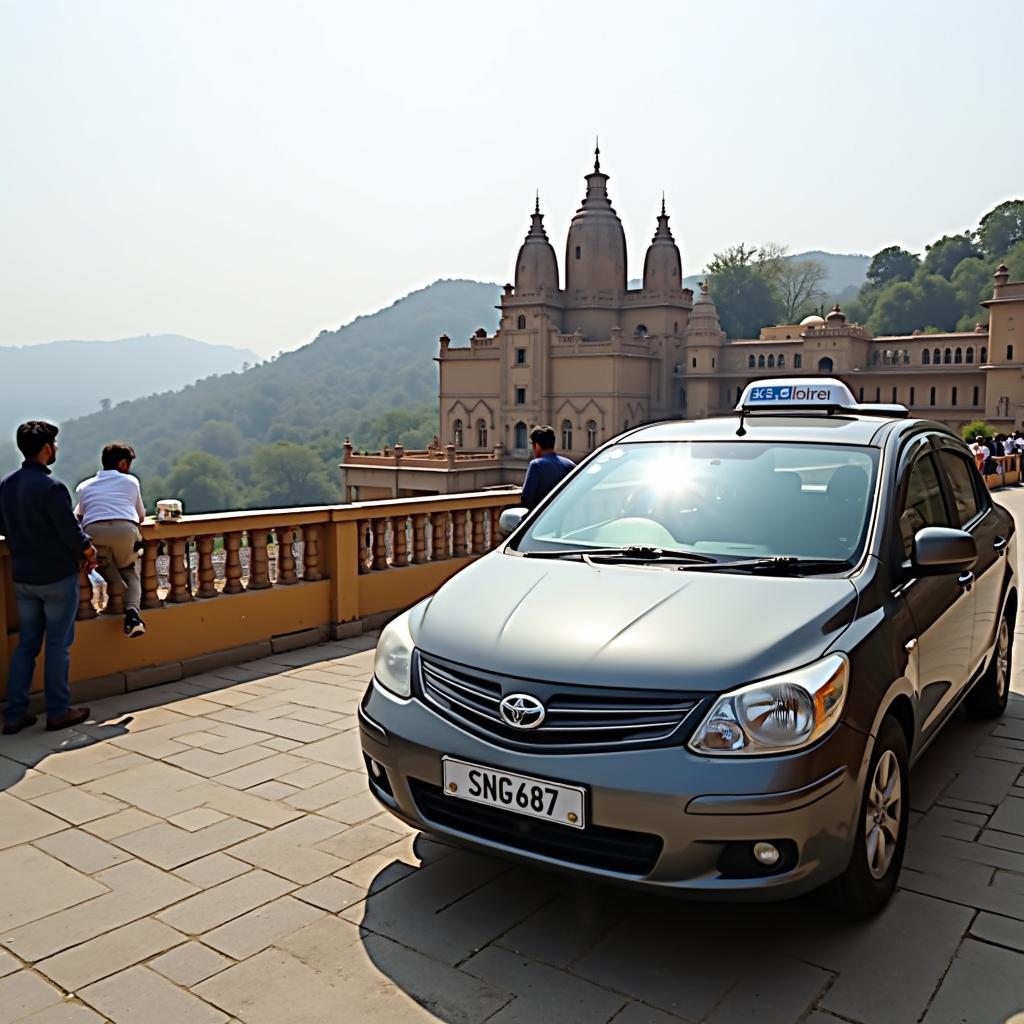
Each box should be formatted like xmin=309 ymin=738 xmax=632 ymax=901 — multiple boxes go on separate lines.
xmin=622 ymin=414 xmax=956 ymax=448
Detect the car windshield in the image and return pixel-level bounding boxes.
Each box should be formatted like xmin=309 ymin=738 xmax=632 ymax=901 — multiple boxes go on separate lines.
xmin=513 ymin=441 xmax=879 ymax=564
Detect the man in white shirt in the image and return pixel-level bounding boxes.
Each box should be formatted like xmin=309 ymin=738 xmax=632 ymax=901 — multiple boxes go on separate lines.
xmin=76 ymin=443 xmax=147 ymax=637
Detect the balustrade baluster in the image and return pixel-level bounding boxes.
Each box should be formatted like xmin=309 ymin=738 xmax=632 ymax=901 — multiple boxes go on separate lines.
xmin=141 ymin=539 xmax=163 ymax=609
xmin=104 ymin=582 xmax=125 ymax=616
xmin=167 ymin=538 xmax=193 ymax=603
xmin=77 ymin=566 xmax=97 ymax=620
xmin=247 ymin=530 xmax=271 ymax=590
xmin=223 ymin=532 xmax=244 ymax=594
xmin=196 ymin=535 xmax=217 ymax=598
xmin=277 ymin=527 xmax=298 ymax=585
xmin=303 ymin=525 xmax=322 ymax=581
xmin=471 ymin=508 xmax=487 ymax=554
xmin=357 ymin=520 xmax=371 ymax=574
xmin=452 ymin=509 xmax=468 ymax=557
xmin=411 ymin=514 xmax=428 ymax=564
xmin=431 ymin=511 xmax=448 ymax=560
xmin=371 ymin=518 xmax=388 ymax=571
xmin=391 ymin=516 xmax=408 ymax=567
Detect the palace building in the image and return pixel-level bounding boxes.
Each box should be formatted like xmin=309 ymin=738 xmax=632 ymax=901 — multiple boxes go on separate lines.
xmin=342 ymin=150 xmax=1024 ymax=500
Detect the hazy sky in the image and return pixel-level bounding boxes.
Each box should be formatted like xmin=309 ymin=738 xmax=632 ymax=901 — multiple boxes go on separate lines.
xmin=2 ymin=0 xmax=1021 ymax=357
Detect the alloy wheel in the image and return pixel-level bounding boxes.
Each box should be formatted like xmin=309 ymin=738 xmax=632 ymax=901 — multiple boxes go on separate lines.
xmin=865 ymin=749 xmax=902 ymax=880
xmin=995 ymin=618 xmax=1010 ymax=701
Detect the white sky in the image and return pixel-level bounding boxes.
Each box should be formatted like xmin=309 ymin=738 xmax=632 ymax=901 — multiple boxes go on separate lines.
xmin=2 ymin=0 xmax=1021 ymax=356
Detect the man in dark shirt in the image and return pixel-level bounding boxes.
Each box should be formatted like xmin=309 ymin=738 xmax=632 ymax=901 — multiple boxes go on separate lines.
xmin=0 ymin=422 xmax=95 ymax=734
xmin=521 ymin=425 xmax=575 ymax=511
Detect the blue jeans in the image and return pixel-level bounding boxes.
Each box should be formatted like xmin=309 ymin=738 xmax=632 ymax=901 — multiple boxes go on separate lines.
xmin=4 ymin=574 xmax=79 ymax=724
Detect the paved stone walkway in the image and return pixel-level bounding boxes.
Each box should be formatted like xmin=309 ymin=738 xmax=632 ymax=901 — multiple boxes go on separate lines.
xmin=5 ymin=494 xmax=1024 ymax=1023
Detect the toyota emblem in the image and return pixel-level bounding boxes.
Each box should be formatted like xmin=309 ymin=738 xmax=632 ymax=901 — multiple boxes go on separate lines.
xmin=498 ymin=693 xmax=546 ymax=730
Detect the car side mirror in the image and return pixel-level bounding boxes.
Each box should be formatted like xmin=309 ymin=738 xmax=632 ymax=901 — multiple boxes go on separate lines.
xmin=498 ymin=507 xmax=528 ymax=537
xmin=910 ymin=526 xmax=977 ymax=576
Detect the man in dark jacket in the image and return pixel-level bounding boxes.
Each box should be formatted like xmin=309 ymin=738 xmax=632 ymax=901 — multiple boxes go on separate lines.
xmin=521 ymin=425 xmax=575 ymax=511
xmin=0 ymin=422 xmax=96 ymax=734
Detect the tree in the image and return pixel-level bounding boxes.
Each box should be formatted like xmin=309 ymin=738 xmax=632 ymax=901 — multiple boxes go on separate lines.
xmin=923 ymin=233 xmax=980 ymax=279
xmin=978 ymin=200 xmax=1024 ymax=258
xmin=166 ymin=452 xmax=240 ymax=513
xmin=866 ymin=246 xmax=920 ymax=288
xmin=705 ymin=243 xmax=762 ymax=273
xmin=706 ymin=264 xmax=783 ymax=339
xmin=249 ymin=442 xmax=335 ymax=508
xmin=192 ymin=419 xmax=243 ymax=460
xmin=868 ymin=275 xmax=960 ymax=335
xmin=1005 ymin=240 xmax=1024 ymax=282
xmin=960 ymin=420 xmax=993 ymax=443
xmin=950 ymin=257 xmax=993 ymax=313
xmin=769 ymin=258 xmax=828 ymax=323
xmin=99 ymin=398 xmax=112 ymax=412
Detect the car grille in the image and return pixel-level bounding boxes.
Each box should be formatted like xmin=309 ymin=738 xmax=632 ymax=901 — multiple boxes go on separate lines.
xmin=409 ymin=779 xmax=663 ymax=876
xmin=416 ymin=652 xmax=704 ymax=753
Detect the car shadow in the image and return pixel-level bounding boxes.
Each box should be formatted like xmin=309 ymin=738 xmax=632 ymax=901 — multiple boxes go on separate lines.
xmin=351 ymin=704 xmax=1009 ymax=1022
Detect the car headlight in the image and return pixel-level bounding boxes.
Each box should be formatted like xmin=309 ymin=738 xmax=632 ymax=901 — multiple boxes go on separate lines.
xmin=373 ymin=611 xmax=415 ymax=698
xmin=688 ymin=654 xmax=848 ymax=756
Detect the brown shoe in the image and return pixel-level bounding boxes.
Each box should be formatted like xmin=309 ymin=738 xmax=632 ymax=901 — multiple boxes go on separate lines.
xmin=46 ymin=707 xmax=90 ymax=731
xmin=2 ymin=713 xmax=38 ymax=735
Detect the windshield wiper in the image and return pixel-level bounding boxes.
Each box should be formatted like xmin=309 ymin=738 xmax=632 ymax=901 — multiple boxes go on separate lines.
xmin=679 ymin=556 xmax=854 ymax=575
xmin=521 ymin=545 xmax=717 ymax=564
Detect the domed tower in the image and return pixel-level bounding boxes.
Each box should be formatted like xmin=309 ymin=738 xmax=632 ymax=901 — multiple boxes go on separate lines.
xmin=514 ymin=194 xmax=559 ymax=295
xmin=682 ymin=282 xmax=727 ymax=419
xmin=642 ymin=195 xmax=682 ymax=292
xmin=686 ymin=282 xmax=726 ymax=344
xmin=565 ymin=143 xmax=627 ymax=295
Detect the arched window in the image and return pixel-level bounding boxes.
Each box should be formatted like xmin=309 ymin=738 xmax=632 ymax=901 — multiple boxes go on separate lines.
xmin=514 ymin=422 xmax=528 ymax=449
xmin=904 ymin=350 xmax=911 ymax=365
xmin=858 ymin=387 xmax=864 ymax=401
xmin=954 ymin=347 xmax=963 ymax=364
xmin=981 ymin=347 xmax=988 ymax=362
xmin=818 ymin=357 xmax=833 ymax=373
xmin=909 ymin=386 xmax=916 ymax=405
xmin=777 ymin=354 xmax=785 ymax=368
xmin=973 ymin=386 xmax=980 ymax=405
xmin=871 ymin=351 xmax=880 ymax=366
xmin=892 ymin=387 xmax=898 ymax=403
xmin=561 ymin=420 xmax=573 ymax=451
xmin=516 ymin=314 xmax=526 ymax=330
xmin=748 ymin=354 xmax=756 ymax=368
xmin=952 ymin=386 xmax=958 ymax=406
xmin=794 ymin=353 xmax=802 ymax=369
xmin=586 ymin=420 xmax=598 ymax=450
xmin=634 ymin=324 xmax=648 ymax=338
xmin=929 ymin=387 xmax=936 ymax=406
xmin=875 ymin=387 xmax=881 ymax=402
xmin=1009 ymin=345 xmax=1015 ymax=360
xmin=767 ymin=354 xmax=775 ymax=368
xmin=575 ymin=246 xmax=581 ymax=260
xmin=477 ymin=420 xmax=487 ymax=448
xmin=758 ymin=354 xmax=766 ymax=368
xmin=943 ymin=348 xmax=952 ymax=364
xmin=923 ymin=348 xmax=931 ymax=364
xmin=453 ymin=419 xmax=464 ymax=447
xmin=966 ymin=347 xmax=974 ymax=363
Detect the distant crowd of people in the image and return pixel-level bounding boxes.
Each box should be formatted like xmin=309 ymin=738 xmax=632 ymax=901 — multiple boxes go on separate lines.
xmin=970 ymin=431 xmax=1024 ymax=478
xmin=0 ymin=421 xmax=146 ymax=735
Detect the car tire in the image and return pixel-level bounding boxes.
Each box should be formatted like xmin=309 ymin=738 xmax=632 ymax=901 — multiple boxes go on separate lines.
xmin=965 ymin=611 xmax=1012 ymax=719
xmin=828 ymin=715 xmax=909 ymax=918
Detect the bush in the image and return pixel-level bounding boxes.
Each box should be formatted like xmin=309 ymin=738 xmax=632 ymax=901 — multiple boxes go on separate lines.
xmin=960 ymin=420 xmax=994 ymax=442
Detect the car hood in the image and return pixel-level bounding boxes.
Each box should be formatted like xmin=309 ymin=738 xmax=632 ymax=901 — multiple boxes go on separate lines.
xmin=411 ymin=553 xmax=859 ymax=693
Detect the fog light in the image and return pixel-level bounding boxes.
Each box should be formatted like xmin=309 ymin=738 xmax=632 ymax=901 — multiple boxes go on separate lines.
xmin=368 ymin=759 xmax=382 ymax=779
xmin=753 ymin=841 xmax=780 ymax=866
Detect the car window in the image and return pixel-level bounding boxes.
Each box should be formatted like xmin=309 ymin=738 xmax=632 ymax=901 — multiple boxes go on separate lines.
xmin=898 ymin=456 xmax=949 ymax=557
xmin=937 ymin=450 xmax=983 ymax=527
xmin=515 ymin=441 xmax=879 ymax=562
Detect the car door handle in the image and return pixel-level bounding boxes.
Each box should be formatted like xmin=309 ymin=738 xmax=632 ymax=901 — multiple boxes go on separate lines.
xmin=994 ymin=536 xmax=1008 ymax=553
xmin=957 ymin=571 xmax=975 ymax=589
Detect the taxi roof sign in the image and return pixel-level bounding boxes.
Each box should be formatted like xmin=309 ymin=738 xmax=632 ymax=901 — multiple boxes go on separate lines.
xmin=736 ymin=377 xmax=857 ymax=412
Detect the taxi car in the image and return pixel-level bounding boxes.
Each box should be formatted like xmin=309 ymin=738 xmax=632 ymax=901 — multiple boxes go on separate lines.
xmin=359 ymin=378 xmax=1017 ymax=915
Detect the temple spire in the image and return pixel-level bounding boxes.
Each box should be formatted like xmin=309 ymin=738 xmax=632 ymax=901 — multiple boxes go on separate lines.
xmin=661 ymin=191 xmax=666 ymax=217
xmin=534 ymin=190 xmax=540 ymax=215
xmin=594 ymin=136 xmax=600 ymax=173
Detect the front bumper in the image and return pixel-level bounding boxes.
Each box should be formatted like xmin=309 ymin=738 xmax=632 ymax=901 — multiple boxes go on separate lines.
xmin=359 ymin=680 xmax=868 ymax=900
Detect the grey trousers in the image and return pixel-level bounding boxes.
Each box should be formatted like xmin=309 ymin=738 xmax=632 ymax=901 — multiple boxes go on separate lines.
xmin=86 ymin=519 xmax=142 ymax=614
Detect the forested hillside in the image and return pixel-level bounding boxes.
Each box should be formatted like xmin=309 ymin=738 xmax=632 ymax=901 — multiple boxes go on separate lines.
xmin=42 ymin=280 xmax=501 ymax=513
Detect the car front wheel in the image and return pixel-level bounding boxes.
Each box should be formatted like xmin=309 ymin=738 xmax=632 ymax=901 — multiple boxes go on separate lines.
xmin=829 ymin=715 xmax=909 ymax=917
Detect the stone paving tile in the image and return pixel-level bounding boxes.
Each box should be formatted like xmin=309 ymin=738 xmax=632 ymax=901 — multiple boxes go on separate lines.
xmin=318 ymin=789 xmax=382 ymax=825
xmin=259 ymin=736 xmax=303 ymax=752
xmin=149 ymin=941 xmax=234 ymax=987
xmin=164 ymin=745 xmax=277 ymax=778
xmin=168 ymin=807 xmax=229 ymax=832
xmin=27 ymin=787 xmax=126 ymax=826
xmin=970 ymin=910 xmax=1024 ymax=952
xmin=203 ymin=895 xmax=325 ymax=959
xmin=207 ymin=710 xmax=336 ymax=745
xmin=0 ymin=794 xmax=68 ymax=850
xmin=988 ymin=793 xmax=1024 ymax=835
xmin=0 ymin=970 xmax=63 ymax=1022
xmin=609 ymin=1003 xmax=686 ymax=1024
xmin=35 ymin=917 xmax=184 ymax=992
xmin=209 ymin=752 xmax=311 ymax=790
xmin=226 ymin=815 xmax=348 ymax=883
xmin=921 ymin=938 xmax=1024 ymax=1023
xmin=4 ymin=860 xmax=197 ymax=962
xmin=81 ymin=808 xmax=160 ymax=841
xmin=18 ymin=1002 xmax=106 ymax=1023
xmin=81 ymin=964 xmax=229 ymax=1024
xmin=84 ymin=761 xmax=209 ymax=817
xmin=0 ymin=950 xmax=18 ymax=978
xmin=291 ymin=732 xmax=364 ymax=770
xmin=157 ymin=869 xmax=295 ymax=934
xmin=172 ymin=852 xmax=252 ymax=889
xmin=38 ymin=749 xmax=150 ymax=786
xmin=112 ymin=817 xmax=263 ymax=870
xmin=183 ymin=781 xmax=304 ymax=828
xmin=704 ymin=957 xmax=832 ymax=1024
xmin=246 ymin=780 xmax=300 ymax=801
xmin=282 ymin=771 xmax=364 ymax=811
xmin=0 ymin=846 xmax=107 ymax=933
xmin=293 ymin=875 xmax=366 ymax=913
xmin=314 ymin=821 xmax=398 ymax=864
xmin=34 ymin=829 xmax=133 ymax=874
xmin=4 ymin=769 xmax=67 ymax=801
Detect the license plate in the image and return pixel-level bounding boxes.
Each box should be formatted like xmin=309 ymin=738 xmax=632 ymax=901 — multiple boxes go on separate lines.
xmin=441 ymin=757 xmax=586 ymax=829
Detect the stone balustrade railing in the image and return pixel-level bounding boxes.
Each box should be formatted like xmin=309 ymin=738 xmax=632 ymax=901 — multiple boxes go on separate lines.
xmin=0 ymin=491 xmax=518 ymax=701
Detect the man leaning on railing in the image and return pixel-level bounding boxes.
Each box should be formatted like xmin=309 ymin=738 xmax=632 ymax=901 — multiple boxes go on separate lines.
xmin=0 ymin=421 xmax=95 ymax=735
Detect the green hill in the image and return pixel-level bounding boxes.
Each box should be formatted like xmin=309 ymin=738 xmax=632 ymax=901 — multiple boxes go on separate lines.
xmin=38 ymin=280 xmax=501 ymax=512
